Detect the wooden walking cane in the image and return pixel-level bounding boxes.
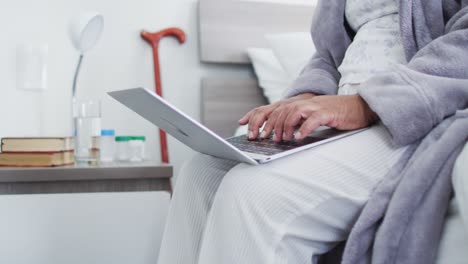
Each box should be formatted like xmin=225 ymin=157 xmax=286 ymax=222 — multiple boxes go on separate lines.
xmin=141 ymin=28 xmax=186 ymax=163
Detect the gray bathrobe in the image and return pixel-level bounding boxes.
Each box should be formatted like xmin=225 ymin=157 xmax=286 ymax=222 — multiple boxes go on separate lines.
xmin=286 ymin=0 xmax=468 ymax=263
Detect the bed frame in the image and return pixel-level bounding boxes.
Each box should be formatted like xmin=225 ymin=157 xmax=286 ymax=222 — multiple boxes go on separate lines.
xmin=199 ymin=0 xmax=315 ymax=137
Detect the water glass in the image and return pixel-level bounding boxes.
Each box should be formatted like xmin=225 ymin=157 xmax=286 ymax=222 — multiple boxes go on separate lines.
xmin=73 ymin=99 xmax=101 ymax=164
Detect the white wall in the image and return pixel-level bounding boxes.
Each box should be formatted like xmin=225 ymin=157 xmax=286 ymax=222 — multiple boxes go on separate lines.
xmin=0 ymin=0 xmax=252 ymax=169
xmin=0 ymin=0 xmax=251 ymax=263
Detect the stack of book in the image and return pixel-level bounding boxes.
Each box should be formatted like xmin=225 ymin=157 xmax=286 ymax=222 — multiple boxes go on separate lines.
xmin=0 ymin=137 xmax=74 ymax=167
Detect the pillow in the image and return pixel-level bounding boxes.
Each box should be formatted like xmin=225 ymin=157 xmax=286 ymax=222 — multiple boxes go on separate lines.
xmin=265 ymin=32 xmax=316 ymax=79
xmin=246 ymin=48 xmax=292 ymax=104
xmin=241 ymin=33 xmax=315 ymax=136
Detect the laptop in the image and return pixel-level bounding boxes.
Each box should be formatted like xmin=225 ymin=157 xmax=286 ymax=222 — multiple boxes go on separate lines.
xmin=108 ymin=88 xmax=368 ymax=165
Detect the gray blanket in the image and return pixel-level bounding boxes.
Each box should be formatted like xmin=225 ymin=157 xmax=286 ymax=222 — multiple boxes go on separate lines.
xmin=285 ymin=1 xmax=468 ymax=263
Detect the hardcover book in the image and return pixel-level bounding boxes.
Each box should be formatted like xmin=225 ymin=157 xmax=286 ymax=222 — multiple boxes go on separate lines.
xmin=1 ymin=137 xmax=74 ymax=152
xmin=0 ymin=151 xmax=74 ymax=167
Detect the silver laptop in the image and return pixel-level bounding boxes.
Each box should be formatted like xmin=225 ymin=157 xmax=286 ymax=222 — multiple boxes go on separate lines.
xmin=108 ymin=88 xmax=367 ymax=165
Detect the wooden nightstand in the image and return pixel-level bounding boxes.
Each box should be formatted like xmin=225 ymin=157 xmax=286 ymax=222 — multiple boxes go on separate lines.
xmin=0 ymin=161 xmax=172 ymax=195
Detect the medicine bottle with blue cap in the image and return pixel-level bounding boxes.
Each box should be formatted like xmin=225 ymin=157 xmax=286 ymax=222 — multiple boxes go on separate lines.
xmin=100 ymin=129 xmax=115 ymax=162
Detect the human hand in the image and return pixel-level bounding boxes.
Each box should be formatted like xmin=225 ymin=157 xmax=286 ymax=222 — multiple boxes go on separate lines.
xmin=238 ymin=93 xmax=316 ymax=140
xmin=261 ymin=95 xmax=378 ymax=142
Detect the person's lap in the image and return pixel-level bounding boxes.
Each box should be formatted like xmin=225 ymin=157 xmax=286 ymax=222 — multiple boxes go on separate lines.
xmin=159 ymin=124 xmax=408 ymax=264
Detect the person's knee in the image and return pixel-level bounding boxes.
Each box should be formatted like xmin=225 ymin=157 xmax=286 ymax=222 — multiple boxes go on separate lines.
xmin=215 ymin=164 xmax=268 ymax=207
xmin=175 ymin=154 xmax=214 ymax=189
xmin=175 ymin=153 xmax=237 ymax=192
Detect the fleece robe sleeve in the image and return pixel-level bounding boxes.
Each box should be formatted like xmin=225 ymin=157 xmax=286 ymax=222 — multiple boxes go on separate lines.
xmin=358 ymin=7 xmax=468 ymax=146
xmin=285 ymin=52 xmax=341 ymax=97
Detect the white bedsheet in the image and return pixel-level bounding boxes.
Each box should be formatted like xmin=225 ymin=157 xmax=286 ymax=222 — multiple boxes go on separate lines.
xmin=436 ymin=142 xmax=468 ymax=263
xmin=453 ymin=142 xmax=468 ymax=229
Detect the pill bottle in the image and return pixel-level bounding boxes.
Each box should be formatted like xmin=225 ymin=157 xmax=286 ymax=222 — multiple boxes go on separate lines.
xmin=115 ymin=136 xmax=146 ymax=162
xmin=128 ymin=136 xmax=146 ymax=162
xmin=100 ymin=129 xmax=115 ymax=163
xmin=115 ymin=136 xmax=131 ymax=162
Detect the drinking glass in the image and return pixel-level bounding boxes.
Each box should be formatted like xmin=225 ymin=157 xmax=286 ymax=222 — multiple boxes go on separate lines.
xmin=73 ymin=99 xmax=101 ymax=164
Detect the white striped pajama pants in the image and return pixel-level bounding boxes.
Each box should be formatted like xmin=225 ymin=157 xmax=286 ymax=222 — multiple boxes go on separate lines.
xmin=157 ymin=124 xmax=407 ymax=264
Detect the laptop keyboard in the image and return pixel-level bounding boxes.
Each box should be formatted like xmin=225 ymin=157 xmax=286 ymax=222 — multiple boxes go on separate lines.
xmin=226 ymin=135 xmax=324 ymax=156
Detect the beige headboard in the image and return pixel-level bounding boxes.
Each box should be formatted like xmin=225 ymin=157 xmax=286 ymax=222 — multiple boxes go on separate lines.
xmin=201 ymin=78 xmax=268 ymax=138
xmin=199 ymin=0 xmax=313 ymax=64
xmin=199 ymin=0 xmax=315 ymax=137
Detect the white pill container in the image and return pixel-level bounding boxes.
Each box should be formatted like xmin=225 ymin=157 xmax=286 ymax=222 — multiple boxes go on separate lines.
xmin=100 ymin=129 xmax=115 ymax=163
xmin=115 ymin=136 xmax=146 ymax=162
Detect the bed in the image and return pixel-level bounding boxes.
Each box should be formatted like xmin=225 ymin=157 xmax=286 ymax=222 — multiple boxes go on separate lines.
xmin=197 ymin=0 xmax=468 ymax=262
